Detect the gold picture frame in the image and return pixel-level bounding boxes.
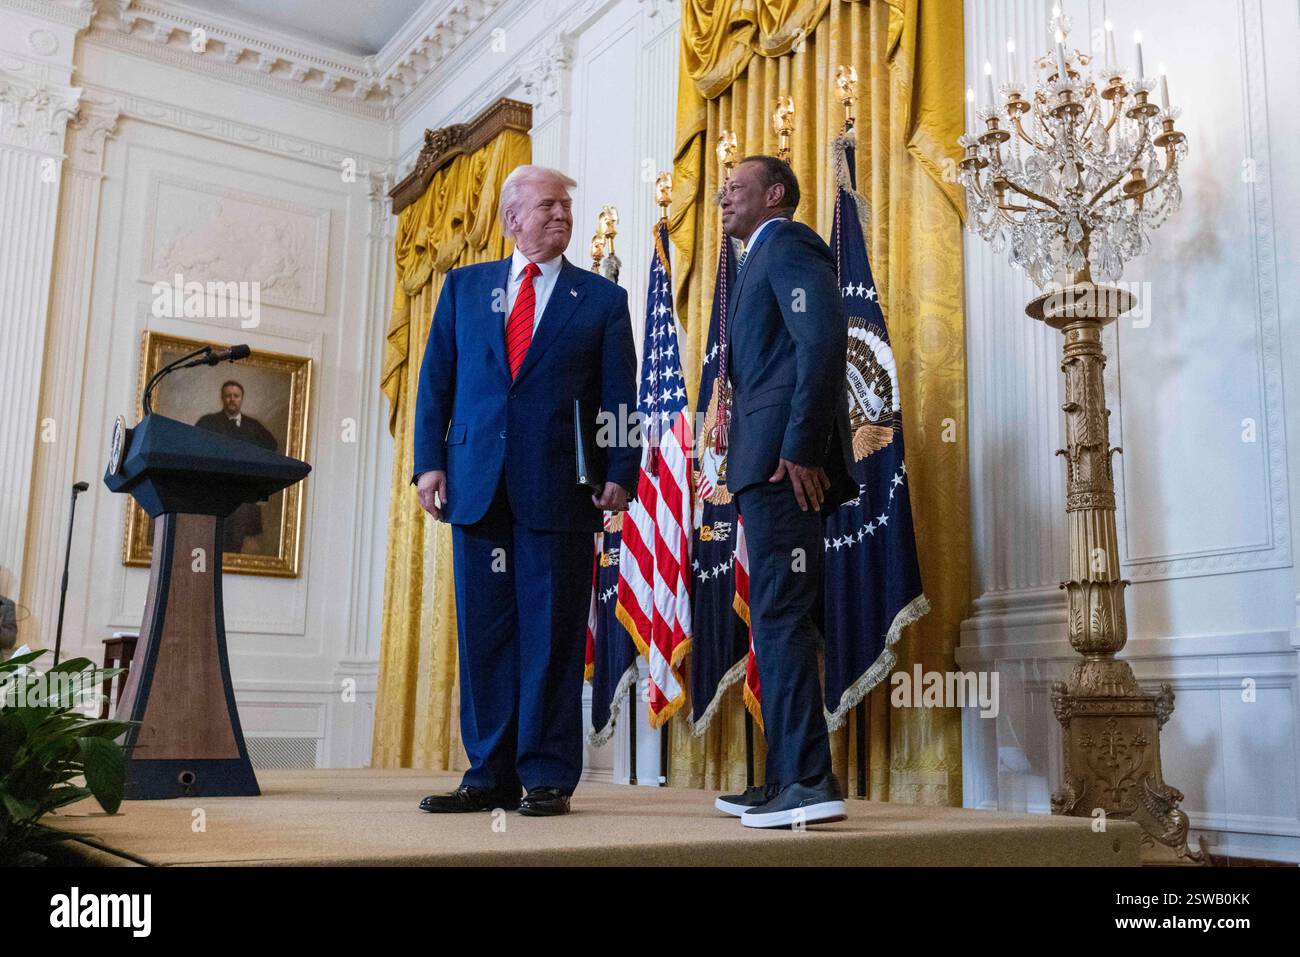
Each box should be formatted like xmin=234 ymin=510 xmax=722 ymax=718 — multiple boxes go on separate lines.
xmin=123 ymin=331 xmax=312 ymax=577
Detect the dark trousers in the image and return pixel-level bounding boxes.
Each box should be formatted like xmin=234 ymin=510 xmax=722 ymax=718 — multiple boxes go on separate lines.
xmin=450 ymin=480 xmax=592 ymax=795
xmin=736 ymin=480 xmax=832 ymax=787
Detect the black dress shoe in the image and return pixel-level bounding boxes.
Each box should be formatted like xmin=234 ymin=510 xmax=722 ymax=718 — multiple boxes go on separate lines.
xmin=517 ymin=787 xmax=571 ymax=817
xmin=714 ymin=783 xmax=778 ymax=817
xmin=419 ymin=785 xmax=521 ymax=813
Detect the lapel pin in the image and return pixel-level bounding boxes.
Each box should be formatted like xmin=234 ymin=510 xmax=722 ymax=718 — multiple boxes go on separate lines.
xmin=570 ymin=288 xmax=578 ymax=298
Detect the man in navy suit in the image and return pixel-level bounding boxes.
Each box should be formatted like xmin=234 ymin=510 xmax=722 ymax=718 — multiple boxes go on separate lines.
xmin=412 ymin=165 xmax=639 ymax=817
xmin=710 ymin=156 xmax=855 ymax=828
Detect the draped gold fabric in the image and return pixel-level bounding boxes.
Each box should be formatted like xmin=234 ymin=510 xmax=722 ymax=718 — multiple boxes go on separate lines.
xmin=668 ymin=0 xmax=969 ymax=804
xmin=372 ymin=130 xmax=531 ymax=769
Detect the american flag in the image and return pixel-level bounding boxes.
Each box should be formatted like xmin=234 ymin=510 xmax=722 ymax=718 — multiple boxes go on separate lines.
xmin=615 ymin=221 xmax=693 ymax=728
xmin=731 ymin=516 xmax=762 ymax=727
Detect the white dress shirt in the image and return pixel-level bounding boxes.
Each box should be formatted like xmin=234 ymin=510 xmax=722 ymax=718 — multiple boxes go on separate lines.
xmin=742 ymin=215 xmax=789 ymax=261
xmin=506 ymin=248 xmax=563 ymax=331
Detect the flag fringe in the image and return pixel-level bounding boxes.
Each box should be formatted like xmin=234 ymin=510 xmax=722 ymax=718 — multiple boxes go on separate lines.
xmin=614 ymin=599 xmax=690 ymax=730
xmin=686 ymin=655 xmax=748 ymax=737
xmin=586 ymin=659 xmax=640 ymax=748
xmin=822 ymin=592 xmax=931 ymax=732
xmin=832 ymin=127 xmax=872 ymax=246
xmin=743 ymin=676 xmax=765 ymax=731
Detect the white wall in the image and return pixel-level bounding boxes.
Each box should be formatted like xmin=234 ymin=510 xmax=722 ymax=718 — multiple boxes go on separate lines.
xmin=4 ymin=0 xmax=395 ymax=770
xmin=959 ymin=0 xmax=1300 ymax=862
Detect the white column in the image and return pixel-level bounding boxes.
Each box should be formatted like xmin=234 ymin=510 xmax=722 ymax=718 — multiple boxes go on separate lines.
xmin=328 ymin=169 xmax=393 ymax=767
xmin=19 ymin=103 xmax=118 ymax=650
xmin=0 ymin=7 xmax=86 ymax=628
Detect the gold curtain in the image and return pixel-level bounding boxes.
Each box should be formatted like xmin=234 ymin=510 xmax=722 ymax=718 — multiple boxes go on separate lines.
xmin=668 ymin=0 xmax=969 ymax=804
xmin=372 ymin=129 xmax=532 ymax=769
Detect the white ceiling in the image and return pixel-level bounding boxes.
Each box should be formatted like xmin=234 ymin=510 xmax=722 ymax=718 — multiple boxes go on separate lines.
xmin=178 ymin=0 xmax=427 ymax=56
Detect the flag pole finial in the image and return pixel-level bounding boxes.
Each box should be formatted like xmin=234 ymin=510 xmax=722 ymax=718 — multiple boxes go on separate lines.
xmin=772 ymin=96 xmax=795 ymax=163
xmin=835 ymin=65 xmax=858 ymax=132
xmin=655 ymin=171 xmax=672 ymax=221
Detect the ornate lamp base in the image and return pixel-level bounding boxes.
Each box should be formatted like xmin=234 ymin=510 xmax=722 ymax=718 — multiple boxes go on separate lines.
xmin=1027 ymin=278 xmax=1207 ymax=867
xmin=1051 ymin=659 xmax=1207 ymax=865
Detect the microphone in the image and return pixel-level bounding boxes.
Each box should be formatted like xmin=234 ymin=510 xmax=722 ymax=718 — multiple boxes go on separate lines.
xmin=201 ymin=344 xmax=251 ymax=366
xmin=142 ymin=344 xmax=252 ymax=415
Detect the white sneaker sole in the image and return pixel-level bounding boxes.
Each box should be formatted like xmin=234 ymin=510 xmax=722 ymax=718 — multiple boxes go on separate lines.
xmin=714 ymin=796 xmax=753 ymax=817
xmin=741 ymin=799 xmax=847 ymax=829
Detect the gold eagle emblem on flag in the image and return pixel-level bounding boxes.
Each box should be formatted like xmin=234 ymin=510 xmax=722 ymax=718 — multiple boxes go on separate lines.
xmin=845 ymin=314 xmax=902 ymax=462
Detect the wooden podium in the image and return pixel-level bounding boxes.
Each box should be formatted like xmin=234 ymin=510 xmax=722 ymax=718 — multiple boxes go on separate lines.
xmin=104 ymin=413 xmax=310 ymax=799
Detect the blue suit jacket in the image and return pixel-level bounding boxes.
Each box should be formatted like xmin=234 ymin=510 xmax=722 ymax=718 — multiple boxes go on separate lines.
xmin=412 ymin=255 xmax=640 ymax=533
xmin=725 ymin=219 xmax=854 ymax=506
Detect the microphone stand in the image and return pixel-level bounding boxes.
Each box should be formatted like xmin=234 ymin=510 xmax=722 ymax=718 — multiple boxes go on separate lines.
xmin=53 ymin=481 xmax=90 ymax=666
xmin=141 ymin=344 xmax=252 ymax=416
xmin=142 ymin=346 xmax=212 ymax=416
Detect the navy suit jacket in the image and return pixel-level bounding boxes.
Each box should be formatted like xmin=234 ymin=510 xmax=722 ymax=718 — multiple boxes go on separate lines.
xmin=725 ymin=219 xmax=854 ymax=507
xmin=413 ymin=255 xmax=640 ymax=533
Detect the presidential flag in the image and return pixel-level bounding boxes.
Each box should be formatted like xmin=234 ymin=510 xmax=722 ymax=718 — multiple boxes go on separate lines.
xmin=615 ymin=220 xmax=692 ymax=728
xmin=821 ymin=127 xmax=930 ymax=728
xmin=687 ymin=235 xmax=751 ymax=734
xmin=586 ymin=513 xmax=637 ymax=745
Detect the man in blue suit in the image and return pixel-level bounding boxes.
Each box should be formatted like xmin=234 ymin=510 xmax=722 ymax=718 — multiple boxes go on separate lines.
xmin=710 ymin=156 xmax=855 ymax=828
xmin=412 ymin=165 xmax=639 ymax=817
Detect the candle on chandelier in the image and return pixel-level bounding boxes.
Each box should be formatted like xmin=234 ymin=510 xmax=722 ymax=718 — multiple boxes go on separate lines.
xmin=1104 ymin=20 xmax=1116 ymax=70
xmin=1158 ymin=63 xmax=1170 ymax=110
xmin=1134 ymin=29 xmax=1145 ymax=79
xmin=1055 ymin=33 xmax=1069 ymax=80
xmin=1006 ymin=38 xmax=1016 ymax=85
xmin=983 ymin=60 xmax=995 ymax=106
xmin=966 ymin=87 xmax=975 ymax=132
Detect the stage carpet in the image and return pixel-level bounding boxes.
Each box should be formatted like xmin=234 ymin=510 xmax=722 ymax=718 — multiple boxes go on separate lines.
xmin=49 ymin=769 xmax=1142 ymax=866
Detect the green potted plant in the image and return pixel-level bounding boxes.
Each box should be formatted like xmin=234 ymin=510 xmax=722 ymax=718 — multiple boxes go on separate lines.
xmin=0 ymin=649 xmax=134 ymax=865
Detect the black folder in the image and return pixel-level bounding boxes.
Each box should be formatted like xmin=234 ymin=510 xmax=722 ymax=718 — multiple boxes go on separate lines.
xmin=575 ymin=399 xmax=603 ymax=492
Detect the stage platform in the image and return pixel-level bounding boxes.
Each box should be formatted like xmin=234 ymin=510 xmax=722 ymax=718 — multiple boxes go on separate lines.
xmin=50 ymin=768 xmax=1142 ymax=866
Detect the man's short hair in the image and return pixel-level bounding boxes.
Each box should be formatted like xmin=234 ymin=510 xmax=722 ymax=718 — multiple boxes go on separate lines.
xmin=739 ymin=155 xmax=800 ymax=214
xmin=221 ymin=380 xmax=244 ymax=395
xmin=498 ymin=164 xmax=578 ymax=239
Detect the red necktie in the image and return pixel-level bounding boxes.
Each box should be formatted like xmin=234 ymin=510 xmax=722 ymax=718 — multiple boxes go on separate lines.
xmin=505 ymin=262 xmax=541 ymax=378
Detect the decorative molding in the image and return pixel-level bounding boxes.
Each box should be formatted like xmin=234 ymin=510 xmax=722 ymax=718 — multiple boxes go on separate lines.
xmin=139 ymin=171 xmax=332 ymax=315
xmin=0 ymin=72 xmax=80 ymax=151
xmin=518 ymin=31 xmax=574 ymax=126
xmin=77 ymin=83 xmax=388 ymax=173
xmin=0 ymin=0 xmax=94 ymax=31
xmin=388 ymin=96 xmax=531 ymax=213
xmin=1110 ymin=0 xmax=1290 ymax=583
xmin=77 ymin=1 xmax=524 ymax=117
xmin=88 ymin=0 xmax=388 ymax=115
xmin=372 ymin=0 xmax=508 ymax=108
xmin=65 ymin=99 xmax=117 ymax=167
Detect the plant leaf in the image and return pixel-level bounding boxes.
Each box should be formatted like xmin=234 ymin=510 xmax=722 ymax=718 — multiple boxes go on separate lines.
xmin=77 ymin=737 xmax=126 ymax=814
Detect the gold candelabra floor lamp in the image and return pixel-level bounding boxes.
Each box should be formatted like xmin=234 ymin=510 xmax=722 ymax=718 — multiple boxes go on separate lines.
xmin=960 ymin=9 xmax=1206 ymax=865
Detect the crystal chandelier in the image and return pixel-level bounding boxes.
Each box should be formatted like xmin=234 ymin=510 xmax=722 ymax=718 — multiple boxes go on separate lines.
xmin=959 ymin=8 xmax=1188 ymax=288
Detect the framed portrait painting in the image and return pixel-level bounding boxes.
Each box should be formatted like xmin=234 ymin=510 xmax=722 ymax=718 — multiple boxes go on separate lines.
xmin=123 ymin=331 xmax=312 ymax=577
